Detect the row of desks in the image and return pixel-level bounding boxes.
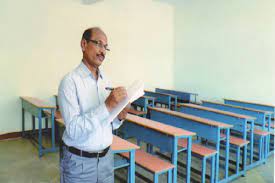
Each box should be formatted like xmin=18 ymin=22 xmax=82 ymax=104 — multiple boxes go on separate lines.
xmin=20 ymin=96 xmax=140 ymax=183
xmin=19 ymin=95 xmax=232 ymax=183
xmin=20 ymin=96 xmax=195 ymax=183
xmin=179 ymin=103 xmax=255 ymax=165
xmin=121 ymin=114 xmax=195 ymax=183
xmin=148 ymin=107 xmax=232 ymax=183
xmin=20 ymin=95 xmax=274 ymax=183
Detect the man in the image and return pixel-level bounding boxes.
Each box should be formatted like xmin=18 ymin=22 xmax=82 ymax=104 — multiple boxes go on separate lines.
xmin=58 ymin=27 xmax=129 ymax=183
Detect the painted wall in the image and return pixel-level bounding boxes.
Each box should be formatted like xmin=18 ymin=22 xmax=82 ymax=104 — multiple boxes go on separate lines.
xmin=0 ymin=0 xmax=174 ymax=134
xmin=174 ymin=0 xmax=275 ymax=104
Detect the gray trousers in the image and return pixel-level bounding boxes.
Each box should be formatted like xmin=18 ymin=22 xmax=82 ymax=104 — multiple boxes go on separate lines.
xmin=60 ymin=146 xmax=114 ymax=183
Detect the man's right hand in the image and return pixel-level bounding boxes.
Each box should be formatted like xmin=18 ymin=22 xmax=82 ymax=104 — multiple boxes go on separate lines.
xmin=105 ymin=87 xmax=127 ymax=112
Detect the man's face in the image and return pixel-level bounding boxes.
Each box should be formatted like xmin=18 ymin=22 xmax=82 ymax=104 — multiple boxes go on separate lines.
xmin=82 ymin=30 xmax=108 ymax=68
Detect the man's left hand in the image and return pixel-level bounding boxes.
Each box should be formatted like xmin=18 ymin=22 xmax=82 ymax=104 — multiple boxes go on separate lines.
xmin=118 ymin=103 xmax=131 ymax=121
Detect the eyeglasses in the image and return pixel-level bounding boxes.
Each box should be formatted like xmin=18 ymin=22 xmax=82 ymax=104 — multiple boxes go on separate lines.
xmin=86 ymin=39 xmax=110 ymax=51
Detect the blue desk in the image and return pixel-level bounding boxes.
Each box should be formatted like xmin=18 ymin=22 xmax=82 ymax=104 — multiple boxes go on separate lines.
xmin=21 ymin=96 xmax=57 ymax=157
xmin=202 ymin=100 xmax=272 ymax=160
xmin=179 ymin=103 xmax=256 ymax=180
xmin=202 ymin=100 xmax=272 ymax=131
xmin=224 ymin=99 xmax=275 ymax=122
xmin=132 ymin=96 xmax=155 ymax=113
xmin=111 ymin=136 xmax=140 ymax=183
xmin=155 ymin=88 xmax=198 ymax=104
xmin=148 ymin=107 xmax=232 ymax=183
xmin=120 ymin=114 xmax=195 ymax=183
xmin=145 ymin=90 xmax=177 ymax=110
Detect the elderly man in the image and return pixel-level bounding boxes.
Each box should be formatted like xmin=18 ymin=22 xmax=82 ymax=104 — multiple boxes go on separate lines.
xmin=58 ymin=27 xmax=128 ymax=183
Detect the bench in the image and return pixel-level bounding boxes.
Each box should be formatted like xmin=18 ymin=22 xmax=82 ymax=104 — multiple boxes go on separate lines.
xmin=120 ymin=149 xmax=174 ymax=183
xmin=178 ymin=139 xmax=216 ymax=183
xmin=253 ymin=129 xmax=270 ymax=160
xmin=220 ymin=134 xmax=250 ymax=174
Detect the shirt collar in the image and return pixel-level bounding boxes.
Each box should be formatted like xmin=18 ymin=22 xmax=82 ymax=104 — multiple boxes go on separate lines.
xmin=77 ymin=61 xmax=103 ymax=79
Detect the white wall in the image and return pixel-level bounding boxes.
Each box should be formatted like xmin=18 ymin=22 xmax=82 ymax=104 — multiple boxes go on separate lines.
xmin=0 ymin=0 xmax=174 ymax=134
xmin=2 ymin=0 xmax=274 ymax=135
xmin=174 ymin=0 xmax=275 ymax=104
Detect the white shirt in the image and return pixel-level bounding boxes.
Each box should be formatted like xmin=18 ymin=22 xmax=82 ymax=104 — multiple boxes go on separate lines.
xmin=58 ymin=62 xmax=123 ymax=152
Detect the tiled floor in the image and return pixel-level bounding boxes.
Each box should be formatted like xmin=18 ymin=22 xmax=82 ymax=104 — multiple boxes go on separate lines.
xmin=0 ymin=138 xmax=273 ymax=183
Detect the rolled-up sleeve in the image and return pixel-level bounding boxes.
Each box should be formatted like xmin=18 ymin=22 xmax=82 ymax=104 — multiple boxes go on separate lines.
xmin=58 ymin=76 xmax=110 ymax=140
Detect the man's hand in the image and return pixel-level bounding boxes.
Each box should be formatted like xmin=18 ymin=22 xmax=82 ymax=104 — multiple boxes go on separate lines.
xmin=118 ymin=103 xmax=131 ymax=121
xmin=105 ymin=87 xmax=127 ymax=112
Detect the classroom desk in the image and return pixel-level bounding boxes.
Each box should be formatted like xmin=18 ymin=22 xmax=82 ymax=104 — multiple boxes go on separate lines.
xmin=202 ymin=100 xmax=273 ymax=159
xmin=202 ymin=100 xmax=272 ymax=131
xmin=120 ymin=114 xmax=195 ymax=183
xmin=179 ymin=103 xmax=256 ymax=177
xmin=131 ymin=96 xmax=155 ymax=112
xmin=180 ymin=103 xmax=254 ymax=162
xmin=55 ymin=118 xmax=140 ymax=183
xmin=20 ymin=96 xmax=58 ymax=157
xmin=144 ymin=90 xmax=177 ymax=110
xmin=224 ymin=99 xmax=275 ymax=121
xmin=148 ymin=107 xmax=232 ymax=183
xmin=155 ymin=88 xmax=198 ymax=104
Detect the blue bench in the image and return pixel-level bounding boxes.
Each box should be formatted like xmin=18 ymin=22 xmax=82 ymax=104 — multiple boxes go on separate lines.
xmin=120 ymin=149 xmax=174 ymax=183
xmin=178 ymin=138 xmax=217 ymax=183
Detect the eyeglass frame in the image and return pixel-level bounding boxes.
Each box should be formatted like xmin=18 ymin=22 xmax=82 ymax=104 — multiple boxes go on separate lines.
xmin=85 ymin=39 xmax=110 ymax=51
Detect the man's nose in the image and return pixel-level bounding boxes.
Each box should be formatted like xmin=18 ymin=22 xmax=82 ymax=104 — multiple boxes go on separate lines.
xmin=99 ymin=47 xmax=106 ymax=54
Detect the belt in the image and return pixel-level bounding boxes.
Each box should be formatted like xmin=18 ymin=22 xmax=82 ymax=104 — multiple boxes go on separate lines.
xmin=62 ymin=141 xmax=110 ymax=158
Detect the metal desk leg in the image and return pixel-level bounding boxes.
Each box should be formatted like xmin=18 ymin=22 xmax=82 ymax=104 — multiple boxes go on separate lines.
xmin=129 ymin=150 xmax=135 ymax=183
xmin=211 ymin=155 xmax=215 ymax=183
xmin=172 ymin=137 xmax=178 ymax=183
xmin=225 ymin=129 xmax=230 ymax=180
xmin=38 ymin=109 xmax=43 ymax=157
xmin=45 ymin=118 xmax=48 ymax=135
xmin=215 ymin=130 xmax=220 ymax=183
xmin=32 ymin=115 xmax=35 ymax=136
xmin=201 ymin=157 xmax=206 ymax=183
xmin=186 ymin=137 xmax=192 ymax=183
xmin=51 ymin=109 xmax=56 ymax=149
xmin=22 ymin=108 xmax=25 ymax=137
xmin=250 ymin=122 xmax=254 ymax=164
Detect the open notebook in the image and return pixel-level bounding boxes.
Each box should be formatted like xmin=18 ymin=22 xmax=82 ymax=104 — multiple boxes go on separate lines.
xmin=107 ymin=80 xmax=144 ymax=123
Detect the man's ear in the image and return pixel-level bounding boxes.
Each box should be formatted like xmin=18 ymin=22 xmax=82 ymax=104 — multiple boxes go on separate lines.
xmin=81 ymin=39 xmax=86 ymax=52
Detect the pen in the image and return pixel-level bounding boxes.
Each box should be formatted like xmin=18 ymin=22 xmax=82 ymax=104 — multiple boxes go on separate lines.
xmin=105 ymin=87 xmax=114 ymax=91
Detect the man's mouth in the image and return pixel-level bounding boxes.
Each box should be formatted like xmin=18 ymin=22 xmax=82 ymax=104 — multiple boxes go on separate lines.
xmin=96 ymin=54 xmax=105 ymax=62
